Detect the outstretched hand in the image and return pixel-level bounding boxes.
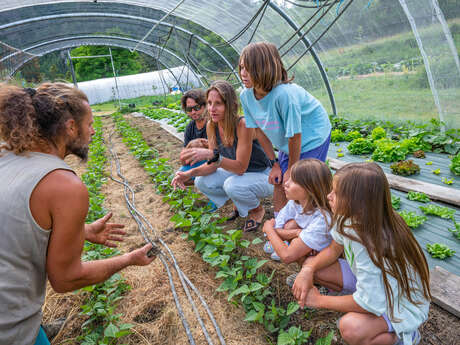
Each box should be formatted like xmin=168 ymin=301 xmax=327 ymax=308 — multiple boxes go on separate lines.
xmin=292 ymin=267 xmax=315 ymax=308
xmin=86 ymin=212 xmax=126 ymax=248
xmin=171 ymin=171 xmax=191 ymax=190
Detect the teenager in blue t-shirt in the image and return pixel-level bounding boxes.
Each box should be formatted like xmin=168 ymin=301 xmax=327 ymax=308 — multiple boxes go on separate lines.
xmin=239 ymin=42 xmax=331 ymax=215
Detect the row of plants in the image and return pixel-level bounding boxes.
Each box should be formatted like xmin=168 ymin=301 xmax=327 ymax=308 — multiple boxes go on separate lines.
xmin=79 ymin=117 xmax=133 ymax=345
xmin=142 ymin=107 xmax=189 ymax=132
xmin=391 ymin=191 xmax=458 ymax=260
xmin=111 ymin=111 xmax=334 ymax=345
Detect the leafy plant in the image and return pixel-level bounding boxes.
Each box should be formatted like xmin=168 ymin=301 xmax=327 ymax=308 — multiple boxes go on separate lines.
xmin=277 ymin=326 xmax=311 ymax=345
xmin=345 ymin=130 xmax=362 ymax=142
xmin=432 ymin=168 xmax=441 ymax=175
xmin=347 ymin=138 xmax=375 ymax=155
xmin=331 ymin=129 xmax=346 ymax=142
xmin=407 ymin=191 xmax=430 ymax=203
xmin=398 ymin=211 xmax=427 ymax=229
xmin=442 ymin=177 xmax=454 ymax=185
xmin=425 ymin=161 xmax=433 ymax=165
xmin=371 ymin=127 xmax=386 ymax=141
xmin=419 ymin=204 xmax=455 ymax=220
xmin=413 ymin=150 xmax=425 ymax=158
xmin=448 ymin=221 xmax=460 ymax=240
xmin=426 ymin=243 xmax=455 ymax=259
xmin=373 ymin=139 xmax=407 ymax=162
xmin=390 ymin=160 xmax=420 ymax=176
xmin=391 ymin=195 xmax=401 ymax=210
xmin=450 ymin=152 xmax=460 ymax=176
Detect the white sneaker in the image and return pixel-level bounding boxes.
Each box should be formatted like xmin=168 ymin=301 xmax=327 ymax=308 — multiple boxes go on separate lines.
xmin=270 ymin=251 xmax=280 ymax=261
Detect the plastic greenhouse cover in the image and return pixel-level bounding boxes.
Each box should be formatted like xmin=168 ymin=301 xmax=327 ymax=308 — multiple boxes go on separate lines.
xmin=0 ymin=0 xmax=459 ymax=127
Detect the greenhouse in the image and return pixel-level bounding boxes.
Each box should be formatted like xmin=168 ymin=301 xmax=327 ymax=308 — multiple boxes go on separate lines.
xmin=0 ymin=1 xmax=459 ymax=345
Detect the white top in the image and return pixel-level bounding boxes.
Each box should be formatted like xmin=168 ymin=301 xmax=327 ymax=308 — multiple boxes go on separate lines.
xmin=275 ymin=200 xmax=331 ymax=251
xmin=331 ymin=222 xmax=430 ymax=344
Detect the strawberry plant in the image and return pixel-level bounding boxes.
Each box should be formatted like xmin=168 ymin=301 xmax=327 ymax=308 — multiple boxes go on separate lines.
xmin=426 ymin=243 xmax=455 ymax=259
xmin=398 ymin=211 xmax=427 ymax=229
xmin=407 ymin=191 xmax=430 ymax=203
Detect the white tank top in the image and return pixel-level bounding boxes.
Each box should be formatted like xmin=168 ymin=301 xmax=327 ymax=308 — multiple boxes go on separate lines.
xmin=0 ymin=151 xmax=73 ymax=345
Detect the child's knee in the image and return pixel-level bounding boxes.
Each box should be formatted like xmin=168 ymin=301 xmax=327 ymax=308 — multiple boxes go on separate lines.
xmin=283 ymin=219 xmax=299 ymax=230
xmin=339 ymin=314 xmax=365 ymax=345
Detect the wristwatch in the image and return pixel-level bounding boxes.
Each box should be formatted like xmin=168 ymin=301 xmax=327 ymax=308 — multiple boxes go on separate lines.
xmin=269 ymin=157 xmax=279 ymax=166
xmin=207 ymin=149 xmax=221 ymax=165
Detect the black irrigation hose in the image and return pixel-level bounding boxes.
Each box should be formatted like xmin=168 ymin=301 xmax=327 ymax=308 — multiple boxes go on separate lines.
xmin=286 ymin=0 xmax=355 ymax=71
xmin=105 ymin=130 xmax=226 ymax=345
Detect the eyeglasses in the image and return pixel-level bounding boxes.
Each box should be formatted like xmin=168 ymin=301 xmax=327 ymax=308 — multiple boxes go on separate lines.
xmin=185 ymin=104 xmax=203 ymax=113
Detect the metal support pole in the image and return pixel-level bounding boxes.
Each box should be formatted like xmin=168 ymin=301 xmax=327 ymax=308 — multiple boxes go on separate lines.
xmin=67 ymin=49 xmax=78 ymax=87
xmin=109 ymin=47 xmax=122 ymax=109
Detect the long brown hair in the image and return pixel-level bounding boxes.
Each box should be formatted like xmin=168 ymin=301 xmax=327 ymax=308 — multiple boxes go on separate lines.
xmin=206 ymin=80 xmax=239 ymax=148
xmin=290 ymin=158 xmax=332 ymax=227
xmin=239 ymin=42 xmax=293 ymax=92
xmin=0 ymin=83 xmax=88 ymax=154
xmin=333 ymin=162 xmax=431 ymax=318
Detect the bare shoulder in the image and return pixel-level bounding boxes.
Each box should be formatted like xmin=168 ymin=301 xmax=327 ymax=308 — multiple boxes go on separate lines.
xmin=36 ymin=169 xmax=87 ymax=201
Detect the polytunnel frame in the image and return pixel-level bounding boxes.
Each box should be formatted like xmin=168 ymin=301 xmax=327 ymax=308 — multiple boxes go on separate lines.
xmin=0 ymin=12 xmax=240 ymax=84
xmin=4 ymin=35 xmax=206 ymax=92
xmin=0 ymin=3 xmax=337 ymax=115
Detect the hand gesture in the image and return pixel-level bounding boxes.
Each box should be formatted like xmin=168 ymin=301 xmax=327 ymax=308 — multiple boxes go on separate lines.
xmin=292 ymin=267 xmax=315 ymax=308
xmin=268 ymin=164 xmax=282 ymax=185
xmin=171 ymin=171 xmax=191 ymax=190
xmin=128 ymin=243 xmax=157 ymax=266
xmin=262 ymin=218 xmax=276 ymax=234
xmin=181 ymin=148 xmax=212 ymax=166
xmin=86 ymin=213 xmax=126 ymax=248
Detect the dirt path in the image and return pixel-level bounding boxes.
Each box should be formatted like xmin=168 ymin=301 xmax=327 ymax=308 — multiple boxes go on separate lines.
xmin=42 ymin=113 xmax=459 ymax=345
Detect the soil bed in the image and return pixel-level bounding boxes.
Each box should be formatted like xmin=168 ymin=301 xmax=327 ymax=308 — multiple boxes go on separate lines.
xmin=42 ymin=113 xmax=460 ymax=345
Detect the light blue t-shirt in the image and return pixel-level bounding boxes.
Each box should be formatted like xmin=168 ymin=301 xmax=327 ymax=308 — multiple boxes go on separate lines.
xmin=240 ymin=83 xmax=331 ymax=154
xmin=331 ymin=223 xmax=430 ymax=344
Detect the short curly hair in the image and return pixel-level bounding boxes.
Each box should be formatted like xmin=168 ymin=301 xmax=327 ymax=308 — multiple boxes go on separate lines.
xmin=180 ymin=88 xmax=206 ymax=111
xmin=0 ymin=82 xmax=89 ymax=154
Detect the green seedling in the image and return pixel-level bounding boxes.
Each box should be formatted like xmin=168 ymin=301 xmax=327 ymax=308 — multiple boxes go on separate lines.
xmin=425 ymin=161 xmax=433 ymax=165
xmin=337 ymin=153 xmax=344 ymax=158
xmin=426 ymin=243 xmax=455 ymax=259
xmin=420 ymin=204 xmax=455 ymax=220
xmin=398 ymin=211 xmax=427 ymax=229
xmin=432 ymin=168 xmax=441 ymax=175
xmin=407 ymin=191 xmax=430 ymax=203
xmin=442 ymin=177 xmax=454 ymax=185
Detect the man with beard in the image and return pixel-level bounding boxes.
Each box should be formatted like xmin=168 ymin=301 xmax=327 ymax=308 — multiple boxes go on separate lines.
xmin=177 ymin=89 xmax=208 ymax=185
xmin=0 ymin=83 xmax=156 ymax=345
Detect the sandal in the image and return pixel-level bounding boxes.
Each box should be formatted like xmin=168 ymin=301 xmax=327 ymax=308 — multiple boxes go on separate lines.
xmin=226 ymin=209 xmax=239 ymax=222
xmin=243 ymin=219 xmax=261 ymax=232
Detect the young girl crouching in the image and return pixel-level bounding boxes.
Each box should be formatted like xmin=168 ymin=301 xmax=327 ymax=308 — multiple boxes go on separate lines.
xmin=292 ymin=162 xmax=431 ymax=345
xmin=262 ymin=159 xmax=332 ymax=265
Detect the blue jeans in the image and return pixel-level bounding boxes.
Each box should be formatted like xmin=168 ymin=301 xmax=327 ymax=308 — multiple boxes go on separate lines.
xmin=178 ymin=160 xmax=206 ymax=180
xmin=195 ymin=167 xmax=273 ymax=217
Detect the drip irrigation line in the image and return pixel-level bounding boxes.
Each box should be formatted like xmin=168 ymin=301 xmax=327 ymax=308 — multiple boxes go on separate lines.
xmin=278 ymin=0 xmax=337 ymax=51
xmin=280 ymin=0 xmax=339 ymax=58
xmin=105 ymin=130 xmax=226 ymax=345
xmin=286 ymin=0 xmax=355 ymax=71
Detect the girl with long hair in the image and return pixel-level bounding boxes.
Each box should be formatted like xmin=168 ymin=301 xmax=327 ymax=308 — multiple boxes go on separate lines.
xmin=239 ymin=42 xmax=332 ymax=216
xmin=262 ymin=159 xmax=332 ymax=265
xmin=171 ymin=80 xmax=273 ymax=231
xmin=292 ymin=162 xmax=431 ymax=345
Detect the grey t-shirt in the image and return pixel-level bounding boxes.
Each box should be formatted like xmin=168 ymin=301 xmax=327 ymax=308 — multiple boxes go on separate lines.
xmin=184 ymin=120 xmax=207 ymax=147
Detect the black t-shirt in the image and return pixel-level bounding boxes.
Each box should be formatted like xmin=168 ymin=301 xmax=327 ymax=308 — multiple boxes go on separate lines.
xmin=183 ymin=120 xmax=207 ymax=147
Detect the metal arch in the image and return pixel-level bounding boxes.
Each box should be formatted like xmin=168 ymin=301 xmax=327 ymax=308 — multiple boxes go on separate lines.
xmin=0 ymin=11 xmax=240 ymax=83
xmin=268 ymin=2 xmax=337 ymax=116
xmin=4 ymin=34 xmax=205 ymax=89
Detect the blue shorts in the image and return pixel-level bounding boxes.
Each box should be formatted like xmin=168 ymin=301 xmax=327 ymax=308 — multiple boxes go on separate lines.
xmin=278 ymin=133 xmax=331 ymax=175
xmin=34 ymin=326 xmax=50 ymax=345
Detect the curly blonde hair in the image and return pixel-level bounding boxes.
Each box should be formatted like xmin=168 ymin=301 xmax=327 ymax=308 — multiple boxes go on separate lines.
xmin=0 ymin=83 xmax=89 ymax=155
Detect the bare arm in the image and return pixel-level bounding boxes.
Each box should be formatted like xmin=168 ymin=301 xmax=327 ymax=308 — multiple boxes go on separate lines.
xmin=255 ymin=128 xmax=282 ymax=184
xmin=263 ymin=219 xmax=312 ymax=264
xmin=31 ymin=170 xmax=155 ymax=293
xmin=285 ymin=133 xmax=302 ymax=179
xmin=218 ymin=118 xmax=253 ymax=175
xmin=275 ymin=227 xmax=301 ymax=241
xmin=302 ymin=288 xmax=369 ymax=313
